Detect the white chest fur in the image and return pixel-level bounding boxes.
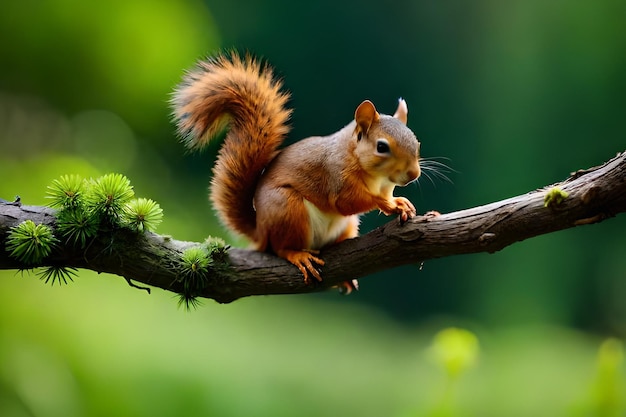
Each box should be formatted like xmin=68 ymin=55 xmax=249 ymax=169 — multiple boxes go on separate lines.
xmin=303 ymin=200 xmax=352 ymax=249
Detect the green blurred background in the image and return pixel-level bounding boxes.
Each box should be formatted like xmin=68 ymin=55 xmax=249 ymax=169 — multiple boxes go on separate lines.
xmin=1 ymin=0 xmax=625 ymax=415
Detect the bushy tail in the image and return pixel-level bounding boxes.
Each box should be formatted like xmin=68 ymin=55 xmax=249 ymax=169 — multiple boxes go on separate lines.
xmin=171 ymin=52 xmax=291 ymax=239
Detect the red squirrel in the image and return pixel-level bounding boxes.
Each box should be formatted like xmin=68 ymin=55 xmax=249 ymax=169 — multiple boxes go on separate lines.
xmin=171 ymin=52 xmax=421 ymax=292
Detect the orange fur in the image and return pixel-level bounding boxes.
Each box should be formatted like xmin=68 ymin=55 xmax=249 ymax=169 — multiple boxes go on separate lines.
xmin=171 ymin=53 xmax=291 ymax=238
xmin=171 ymin=53 xmax=421 ymax=285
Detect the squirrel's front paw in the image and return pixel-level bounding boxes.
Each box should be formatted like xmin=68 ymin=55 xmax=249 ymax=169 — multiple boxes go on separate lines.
xmin=393 ymin=197 xmax=416 ymax=223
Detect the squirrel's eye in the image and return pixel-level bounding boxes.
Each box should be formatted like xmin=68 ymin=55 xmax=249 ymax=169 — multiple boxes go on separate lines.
xmin=376 ymin=139 xmax=391 ymax=154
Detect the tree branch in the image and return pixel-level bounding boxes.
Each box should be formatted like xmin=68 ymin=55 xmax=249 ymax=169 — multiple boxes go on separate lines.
xmin=2 ymin=151 xmax=625 ymax=303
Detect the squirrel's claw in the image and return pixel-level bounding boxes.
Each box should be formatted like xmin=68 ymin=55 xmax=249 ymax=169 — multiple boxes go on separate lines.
xmin=278 ymin=249 xmax=358 ymax=294
xmin=394 ymin=196 xmax=416 ymax=223
xmin=378 ymin=196 xmax=417 ymax=223
xmin=279 ymin=249 xmax=325 ymax=284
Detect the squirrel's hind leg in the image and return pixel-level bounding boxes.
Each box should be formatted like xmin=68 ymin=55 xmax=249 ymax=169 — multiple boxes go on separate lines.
xmin=255 ymin=186 xmax=324 ymax=283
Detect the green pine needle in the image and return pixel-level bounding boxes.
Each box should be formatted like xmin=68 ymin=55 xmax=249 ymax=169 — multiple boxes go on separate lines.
xmin=46 ymin=174 xmax=85 ymax=208
xmin=203 ymin=236 xmax=227 ymax=259
xmin=124 ymin=198 xmax=163 ymax=232
xmin=37 ymin=266 xmax=78 ymax=286
xmin=6 ymin=220 xmax=58 ymax=264
xmin=55 ymin=208 xmax=100 ymax=248
xmin=179 ymin=246 xmax=211 ymax=281
xmin=176 ymin=246 xmax=213 ymax=310
xmin=177 ymin=293 xmax=203 ymax=310
xmin=86 ymin=173 xmax=135 ymax=218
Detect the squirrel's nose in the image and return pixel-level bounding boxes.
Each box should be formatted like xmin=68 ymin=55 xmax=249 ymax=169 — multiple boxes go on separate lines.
xmin=407 ymin=166 xmax=420 ymax=182
xmin=396 ymin=167 xmax=420 ymax=186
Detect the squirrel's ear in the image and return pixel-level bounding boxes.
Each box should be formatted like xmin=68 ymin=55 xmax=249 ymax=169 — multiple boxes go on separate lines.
xmin=355 ymin=100 xmax=380 ymax=138
xmin=393 ymin=98 xmax=408 ymax=125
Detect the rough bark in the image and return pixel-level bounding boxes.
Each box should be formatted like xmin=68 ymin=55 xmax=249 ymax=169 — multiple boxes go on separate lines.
xmin=1 ymin=151 xmax=625 ymax=303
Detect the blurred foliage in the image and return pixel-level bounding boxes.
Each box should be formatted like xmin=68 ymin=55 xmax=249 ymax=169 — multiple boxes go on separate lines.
xmin=588 ymin=339 xmax=625 ymax=416
xmin=0 ymin=0 xmax=219 ymax=136
xmin=427 ymin=328 xmax=480 ymax=417
xmin=1 ymin=0 xmax=626 ymax=415
xmin=429 ymin=328 xmax=480 ymax=381
xmin=0 ymin=274 xmax=623 ymax=417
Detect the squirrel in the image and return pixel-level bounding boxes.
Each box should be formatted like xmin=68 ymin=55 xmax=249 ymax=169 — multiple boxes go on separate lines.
xmin=171 ymin=52 xmax=421 ymax=293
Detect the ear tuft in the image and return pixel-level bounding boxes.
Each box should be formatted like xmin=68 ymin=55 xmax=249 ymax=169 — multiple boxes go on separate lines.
xmin=393 ymin=98 xmax=408 ymax=125
xmin=354 ymin=100 xmax=380 ymax=135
